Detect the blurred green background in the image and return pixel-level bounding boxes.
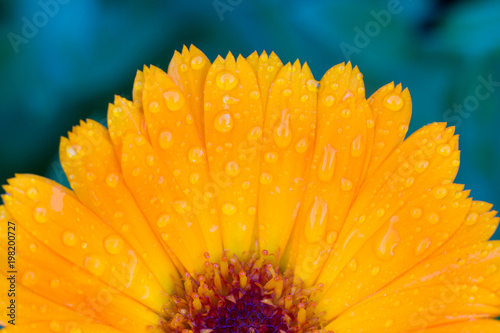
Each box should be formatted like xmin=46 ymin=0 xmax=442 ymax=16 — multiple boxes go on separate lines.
xmin=1 ymin=0 xmax=499 ymax=238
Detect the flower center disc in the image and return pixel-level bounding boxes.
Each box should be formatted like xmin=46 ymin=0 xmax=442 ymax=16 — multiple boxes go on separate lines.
xmin=161 ymin=251 xmax=327 ymax=332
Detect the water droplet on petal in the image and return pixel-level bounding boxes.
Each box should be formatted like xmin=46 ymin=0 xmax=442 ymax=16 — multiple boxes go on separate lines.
xmin=307 ymin=79 xmax=319 ymax=92
xmin=349 ymin=258 xmax=358 ymax=271
xmin=318 ymin=144 xmax=337 ymax=182
xmin=340 ymin=178 xmax=353 ymax=191
xmin=248 ymin=206 xmax=256 ymax=215
xmin=106 ymin=173 xmax=120 ymax=187
xmin=428 ymin=212 xmax=440 ymax=225
xmin=375 ymin=216 xmax=400 ymax=260
xmin=188 ymin=147 xmax=205 ymax=164
xmin=214 ymin=112 xmax=233 ymax=133
xmin=371 ymin=266 xmax=380 ymax=276
xmin=291 ymin=139 xmax=308 ymax=158
xmin=158 ymin=131 xmax=174 ymax=149
xmin=22 ymin=271 xmax=36 ymax=286
xmin=26 ymin=187 xmax=38 ymax=200
xmin=247 ymin=127 xmax=262 ymax=140
xmin=415 ymin=237 xmax=432 ymax=255
xmin=163 ymin=90 xmax=184 ymax=111
xmin=351 ymin=135 xmax=362 ymax=157
xmin=62 ymin=230 xmax=77 ymax=247
xmin=260 ymin=173 xmax=272 ymax=185
xmin=104 ymin=235 xmax=124 ymax=255
xmin=33 ymin=205 xmax=48 ymax=223
xmin=384 ymin=94 xmax=403 ymax=111
xmin=221 ymin=203 xmax=237 ymax=216
xmin=190 ymin=173 xmax=200 ymax=184
xmin=225 ymin=161 xmax=240 ymax=176
xmin=172 ymin=200 xmax=191 ymax=214
xmin=304 ymin=197 xmax=328 ymax=243
xmin=415 ymin=160 xmax=429 ymax=173
xmin=437 ymin=144 xmax=452 ymax=156
xmin=410 ymin=207 xmax=422 ymax=219
xmin=341 ymin=108 xmax=351 ymax=118
xmin=264 ymin=152 xmax=278 ymax=163
xmin=274 ymin=111 xmax=292 ymax=148
xmin=216 ymin=71 xmax=238 ymax=90
xmin=323 ymin=95 xmax=335 ymax=107
xmin=157 ymin=214 xmax=170 ymax=228
xmin=241 ymin=181 xmax=250 ymax=189
xmin=465 ymin=212 xmax=479 ymax=226
xmin=84 ymin=255 xmax=106 ymax=276
xmin=433 ymin=186 xmax=448 ymax=199
xmin=191 ymin=56 xmax=205 ymax=69
xmin=149 ymin=101 xmax=160 ymax=113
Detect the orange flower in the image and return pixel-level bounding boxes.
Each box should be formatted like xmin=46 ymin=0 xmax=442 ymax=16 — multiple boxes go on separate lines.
xmin=1 ymin=45 xmax=499 ymax=332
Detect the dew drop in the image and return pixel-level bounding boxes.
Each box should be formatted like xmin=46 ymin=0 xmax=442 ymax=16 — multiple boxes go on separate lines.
xmin=273 ymin=111 xmax=292 ymax=148
xmin=323 ymin=95 xmax=335 ymax=107
xmin=295 ymin=137 xmax=308 ymax=153
xmin=318 ymin=144 xmax=337 ymax=182
xmin=371 ymin=266 xmax=380 ymax=276
xmin=464 ymin=212 xmax=479 ymax=226
xmin=428 ymin=212 xmax=440 ymax=225
xmin=264 ymin=152 xmax=278 ymax=163
xmin=384 ymin=94 xmax=403 ymax=111
xmin=190 ymin=173 xmax=200 ymax=184
xmin=282 ymin=89 xmax=292 ymax=96
xmin=222 ymin=203 xmax=237 ymax=216
xmin=225 ymin=161 xmax=240 ymax=176
xmin=156 ymin=214 xmax=170 ymax=228
xmin=341 ymin=108 xmax=351 ymax=118
xmin=188 ymin=147 xmax=205 ymax=164
xmin=415 ymin=161 xmax=429 ymax=173
xmin=326 ymin=231 xmax=338 ymax=244
xmin=163 ymin=90 xmax=184 ymax=111
xmin=149 ymin=101 xmax=160 ymax=113
xmin=172 ymin=200 xmax=191 ymax=214
xmin=156 ymin=131 xmax=173 ymax=150
xmin=61 ymin=230 xmax=77 ymax=247
xmin=22 ymin=271 xmax=36 ymax=286
xmin=241 ymin=181 xmax=250 ymax=189
xmin=307 ymin=79 xmax=319 ymax=92
xmin=33 ymin=205 xmax=48 ymax=223
xmin=191 ymin=56 xmax=205 ymax=69
xmin=260 ymin=173 xmax=272 ymax=185
xmin=375 ymin=217 xmax=400 ymax=260
xmin=349 ymin=258 xmax=358 ymax=271
xmin=216 ymin=71 xmax=238 ymax=90
xmin=415 ymin=237 xmax=432 ymax=255
xmin=247 ymin=127 xmax=262 ymax=140
xmin=433 ymin=186 xmax=448 ymax=199
xmin=410 ymin=207 xmax=422 ymax=219
xmin=351 ymin=135 xmax=362 ymax=157
xmin=26 ymin=187 xmax=38 ymax=200
xmin=145 ymin=155 xmax=155 ymax=166
xmin=304 ymin=197 xmax=328 ymax=243
xmin=340 ymin=178 xmax=353 ymax=191
xmin=104 ymin=235 xmax=124 ymax=255
xmin=84 ymin=255 xmax=106 ymax=277
xmin=248 ymin=206 xmax=256 ymax=215
xmin=437 ymin=144 xmax=452 ymax=157
xmin=214 ymin=112 xmax=233 ymax=133
xmin=106 ymin=173 xmax=120 ymax=187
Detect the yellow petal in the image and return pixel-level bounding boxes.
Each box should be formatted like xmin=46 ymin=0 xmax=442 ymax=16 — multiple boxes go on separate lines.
xmin=257 ymin=61 xmax=317 ymax=262
xmin=203 ymin=53 xmax=263 ymax=256
xmin=168 ymin=45 xmax=211 ymax=140
xmin=142 ymin=64 xmax=223 ymax=261
xmin=286 ymin=62 xmax=372 ymax=284
xmin=365 ymin=82 xmax=412 ymax=176
xmin=318 ymin=183 xmax=472 ymax=319
xmin=120 ymin=133 xmax=208 ymax=274
xmin=0 ymin=210 xmax=163 ymax=332
xmin=2 ymin=175 xmax=167 ymax=312
xmin=248 ymin=51 xmax=284 ymax=110
xmin=59 ymin=119 xmax=180 ymax=293
xmin=316 ymin=123 xmax=460 ymax=294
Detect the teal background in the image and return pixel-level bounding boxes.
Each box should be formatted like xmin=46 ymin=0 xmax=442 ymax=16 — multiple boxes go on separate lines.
xmin=1 ymin=0 xmax=500 ymax=238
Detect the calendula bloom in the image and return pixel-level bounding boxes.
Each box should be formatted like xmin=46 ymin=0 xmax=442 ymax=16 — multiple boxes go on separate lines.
xmin=1 ymin=45 xmax=499 ymax=333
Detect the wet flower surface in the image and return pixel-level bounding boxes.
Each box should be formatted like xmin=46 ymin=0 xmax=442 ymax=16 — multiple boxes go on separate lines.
xmin=1 ymin=46 xmax=499 ymax=332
